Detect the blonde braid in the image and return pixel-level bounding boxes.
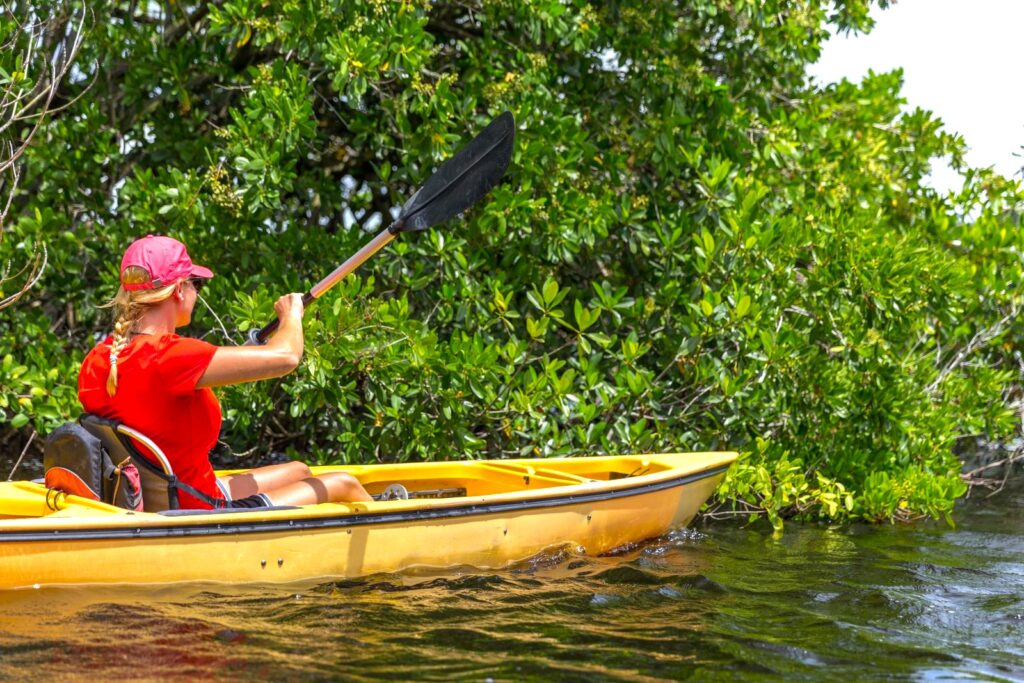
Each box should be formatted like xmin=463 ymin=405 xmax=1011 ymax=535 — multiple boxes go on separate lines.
xmin=99 ymin=266 xmax=177 ymax=396
xmin=106 ymin=302 xmax=142 ymax=396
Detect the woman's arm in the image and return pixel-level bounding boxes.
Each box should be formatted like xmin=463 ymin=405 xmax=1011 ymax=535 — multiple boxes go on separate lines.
xmin=196 ymin=293 xmax=306 ymax=388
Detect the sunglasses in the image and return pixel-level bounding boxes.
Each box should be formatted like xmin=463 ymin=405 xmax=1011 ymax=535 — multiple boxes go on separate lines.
xmin=189 ymin=277 xmax=207 ymax=293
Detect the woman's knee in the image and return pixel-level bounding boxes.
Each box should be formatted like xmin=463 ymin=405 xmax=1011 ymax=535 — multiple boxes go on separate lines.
xmin=319 ymin=472 xmax=369 ymax=501
xmin=284 ymin=460 xmax=313 ymax=480
xmin=321 ymin=471 xmax=359 ymax=492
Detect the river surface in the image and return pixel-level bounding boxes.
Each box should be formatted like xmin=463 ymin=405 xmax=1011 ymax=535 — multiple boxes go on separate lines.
xmin=0 ymin=480 xmax=1021 ymax=681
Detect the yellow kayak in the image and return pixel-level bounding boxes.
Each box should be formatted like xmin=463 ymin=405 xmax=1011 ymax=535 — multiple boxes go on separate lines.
xmin=0 ymin=452 xmax=736 ymax=589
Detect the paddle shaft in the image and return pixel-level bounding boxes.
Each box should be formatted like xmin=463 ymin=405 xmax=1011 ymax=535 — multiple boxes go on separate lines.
xmin=249 ymin=222 xmax=399 ymax=344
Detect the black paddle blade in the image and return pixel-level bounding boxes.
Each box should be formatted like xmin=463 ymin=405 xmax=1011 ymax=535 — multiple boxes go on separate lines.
xmin=394 ymin=111 xmax=515 ymax=233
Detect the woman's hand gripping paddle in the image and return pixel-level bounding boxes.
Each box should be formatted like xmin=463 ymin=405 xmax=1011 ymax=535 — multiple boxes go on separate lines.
xmin=248 ymin=111 xmax=515 ymax=345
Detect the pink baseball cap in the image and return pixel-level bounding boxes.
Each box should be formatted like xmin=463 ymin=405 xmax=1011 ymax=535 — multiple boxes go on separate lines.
xmin=120 ymin=235 xmax=214 ymax=291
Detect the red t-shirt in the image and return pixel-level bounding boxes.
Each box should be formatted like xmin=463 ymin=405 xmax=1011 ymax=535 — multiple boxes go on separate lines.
xmin=78 ymin=334 xmax=224 ymax=509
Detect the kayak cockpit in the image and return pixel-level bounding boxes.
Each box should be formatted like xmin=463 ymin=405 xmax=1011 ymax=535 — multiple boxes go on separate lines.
xmin=313 ymin=455 xmax=667 ymax=500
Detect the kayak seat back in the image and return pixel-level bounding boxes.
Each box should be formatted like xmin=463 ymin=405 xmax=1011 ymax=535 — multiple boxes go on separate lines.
xmin=43 ymin=422 xmax=143 ymax=511
xmin=78 ymin=414 xmax=220 ymax=513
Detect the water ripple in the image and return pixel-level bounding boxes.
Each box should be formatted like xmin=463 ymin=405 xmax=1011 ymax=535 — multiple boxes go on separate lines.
xmin=0 ymin=482 xmax=1021 ymax=680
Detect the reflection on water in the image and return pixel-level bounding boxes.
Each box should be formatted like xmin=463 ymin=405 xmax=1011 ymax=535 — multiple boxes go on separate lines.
xmin=1 ymin=483 xmax=1022 ymax=681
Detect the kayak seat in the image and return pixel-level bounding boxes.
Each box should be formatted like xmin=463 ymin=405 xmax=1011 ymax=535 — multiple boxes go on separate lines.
xmin=43 ymin=422 xmax=144 ymax=511
xmin=78 ymin=414 xmax=219 ymax=513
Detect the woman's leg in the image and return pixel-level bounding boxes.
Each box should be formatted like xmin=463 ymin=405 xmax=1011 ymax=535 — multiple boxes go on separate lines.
xmin=219 ymin=461 xmax=312 ymax=499
xmin=261 ymin=472 xmax=373 ymax=506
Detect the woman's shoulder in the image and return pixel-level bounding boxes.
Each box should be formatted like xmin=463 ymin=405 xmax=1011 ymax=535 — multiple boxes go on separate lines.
xmin=152 ymin=333 xmax=219 ymax=351
xmin=150 ymin=333 xmax=220 ymax=367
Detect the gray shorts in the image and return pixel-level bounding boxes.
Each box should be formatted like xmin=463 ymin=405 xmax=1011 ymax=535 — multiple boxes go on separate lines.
xmin=216 ymin=478 xmax=273 ymax=508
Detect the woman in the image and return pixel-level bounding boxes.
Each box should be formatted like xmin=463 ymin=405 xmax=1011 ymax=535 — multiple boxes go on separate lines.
xmin=78 ymin=234 xmax=372 ymax=509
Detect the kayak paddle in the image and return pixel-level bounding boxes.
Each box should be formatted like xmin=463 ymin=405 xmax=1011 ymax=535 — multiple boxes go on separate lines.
xmin=249 ymin=111 xmax=515 ymax=344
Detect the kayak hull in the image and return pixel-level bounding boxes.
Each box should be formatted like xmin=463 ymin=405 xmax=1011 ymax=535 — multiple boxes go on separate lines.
xmin=0 ymin=453 xmax=735 ymax=589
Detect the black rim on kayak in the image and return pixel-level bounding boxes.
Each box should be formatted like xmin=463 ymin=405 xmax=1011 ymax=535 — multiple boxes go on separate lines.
xmin=0 ymin=464 xmax=730 ymax=543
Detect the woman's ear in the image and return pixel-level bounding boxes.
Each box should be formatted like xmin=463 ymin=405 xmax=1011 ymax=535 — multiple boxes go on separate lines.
xmin=174 ymin=282 xmax=185 ymax=301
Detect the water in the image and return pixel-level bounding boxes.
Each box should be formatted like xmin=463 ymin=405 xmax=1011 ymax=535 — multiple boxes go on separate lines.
xmin=1 ymin=482 xmax=1021 ymax=681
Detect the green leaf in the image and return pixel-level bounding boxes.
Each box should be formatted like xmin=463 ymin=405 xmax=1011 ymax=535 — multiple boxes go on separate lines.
xmin=701 ymin=229 xmax=715 ymax=255
xmin=734 ymin=295 xmax=751 ymax=318
xmin=542 ymin=278 xmax=559 ymax=305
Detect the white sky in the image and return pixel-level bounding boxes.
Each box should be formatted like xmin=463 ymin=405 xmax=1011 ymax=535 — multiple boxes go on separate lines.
xmin=806 ymin=0 xmax=1024 ymax=193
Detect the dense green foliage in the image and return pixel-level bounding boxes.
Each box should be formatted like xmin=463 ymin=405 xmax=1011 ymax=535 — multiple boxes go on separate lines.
xmin=2 ymin=1 xmax=1022 ymax=526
